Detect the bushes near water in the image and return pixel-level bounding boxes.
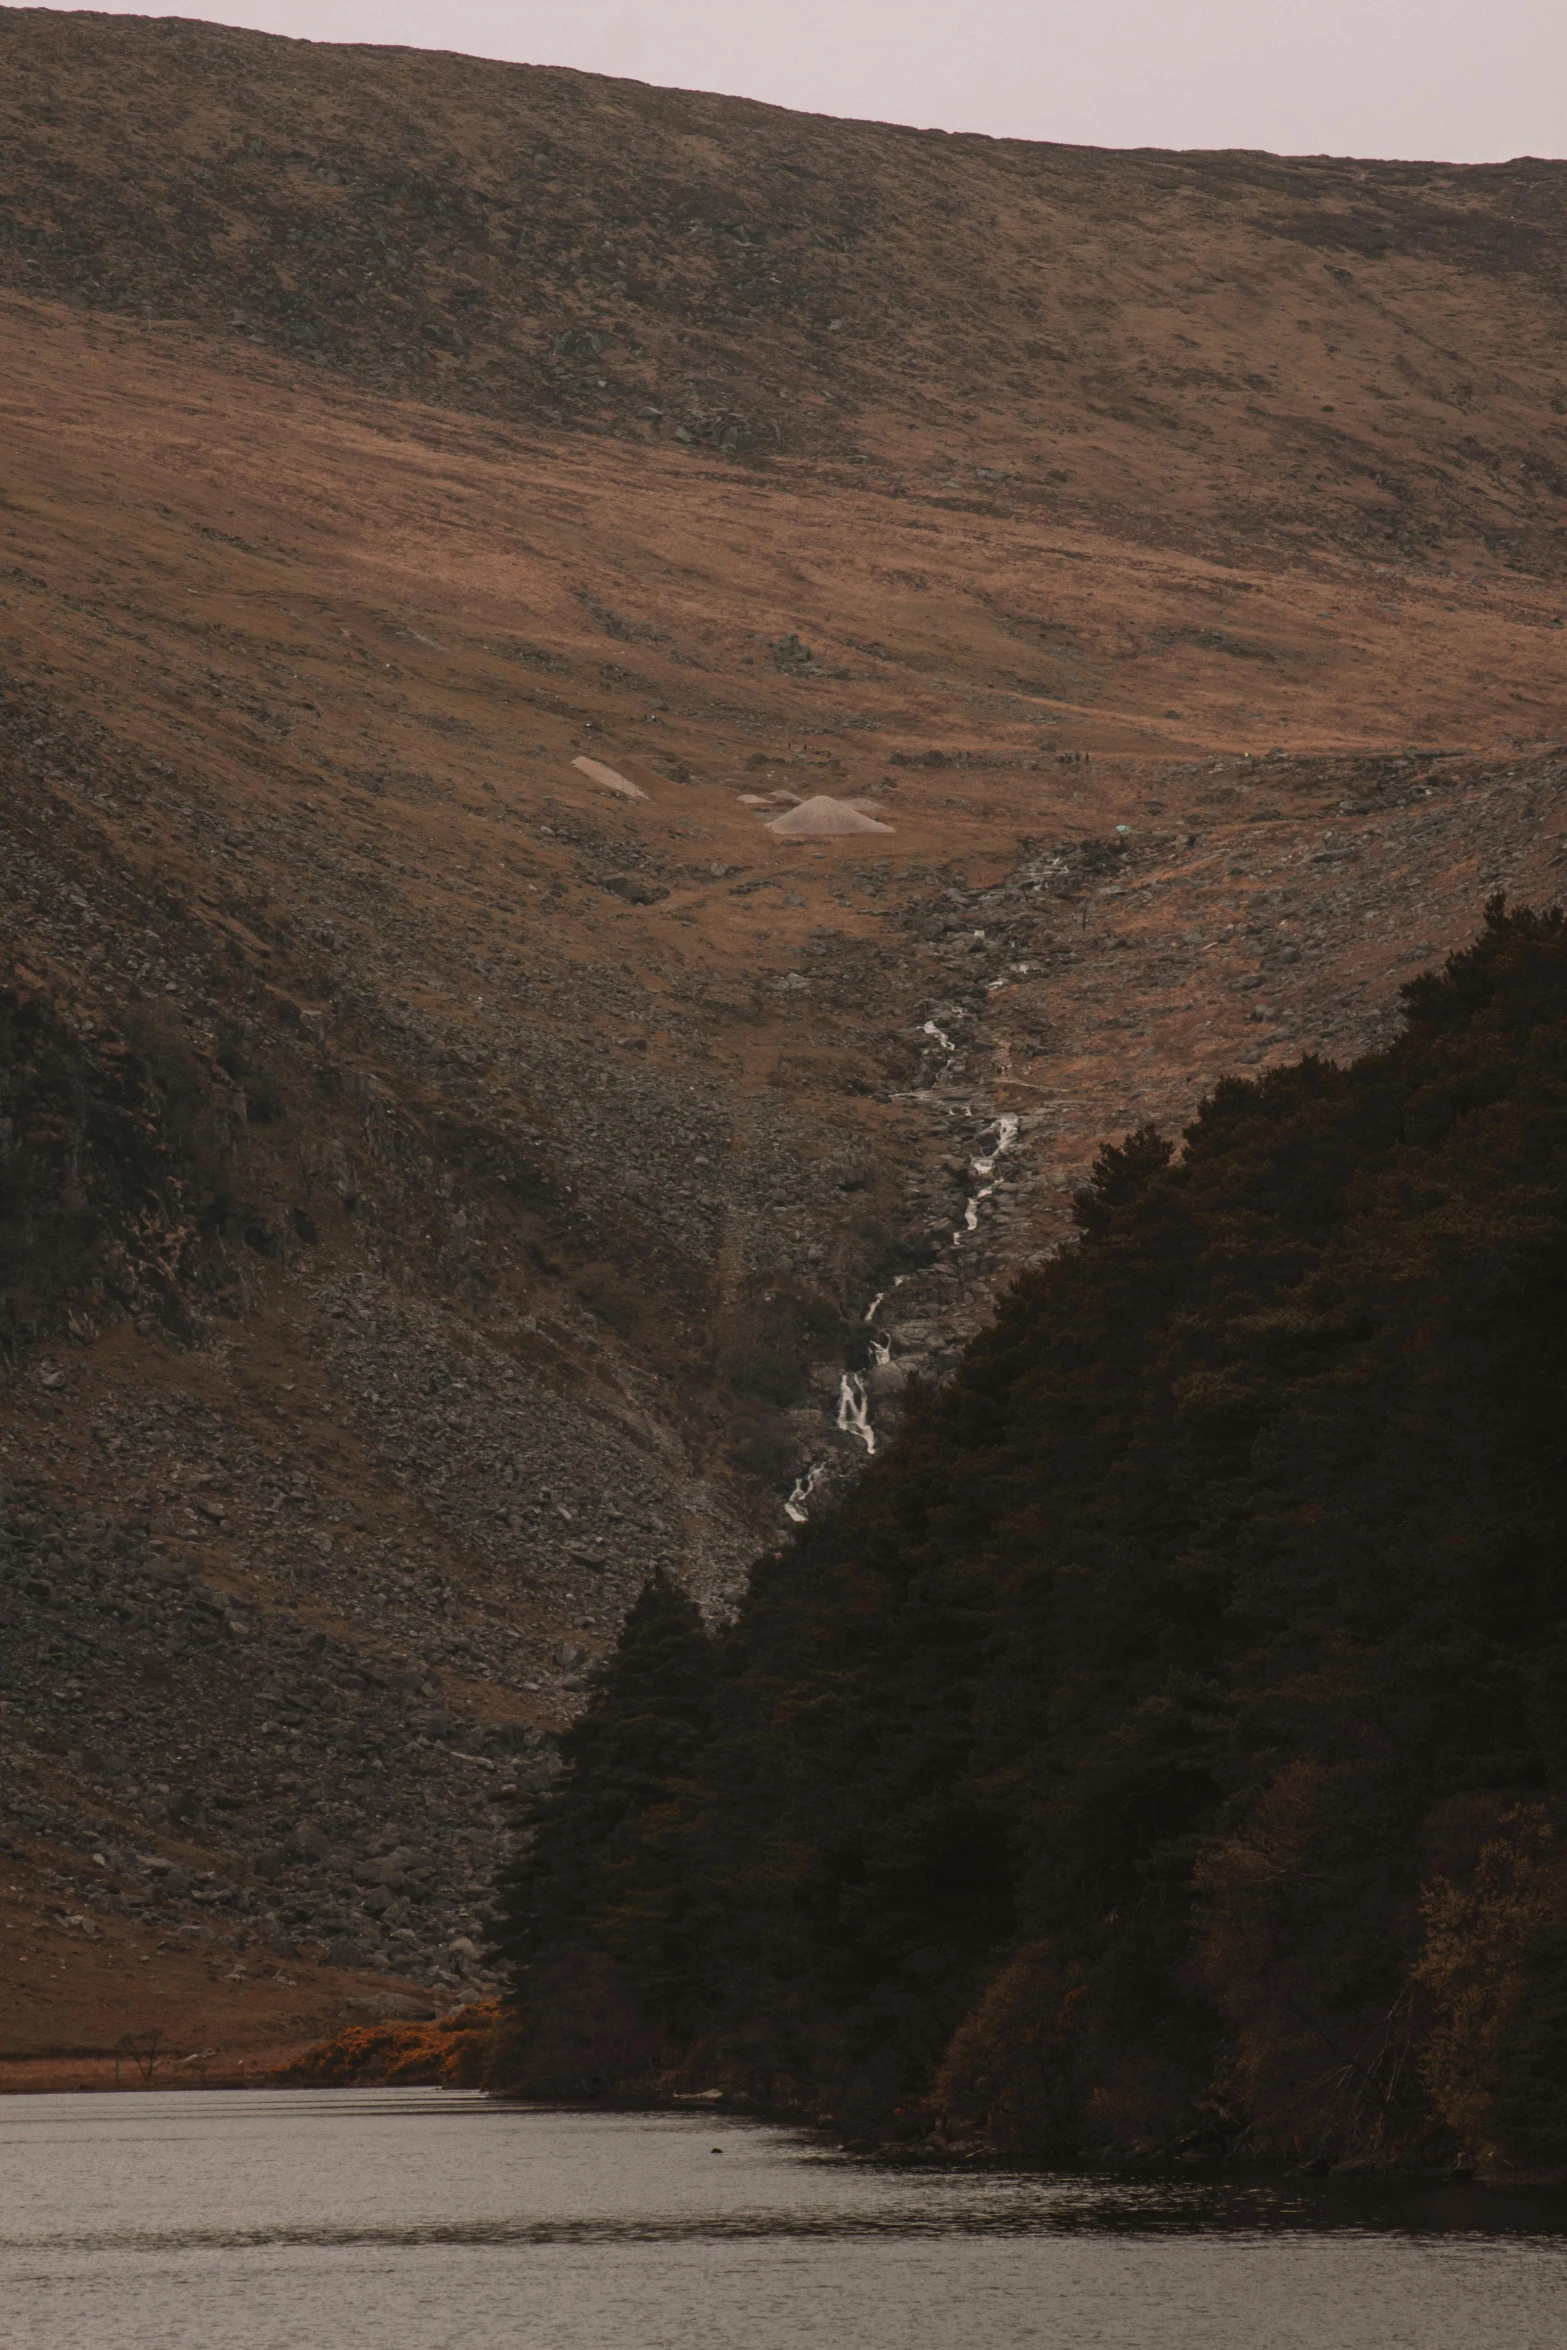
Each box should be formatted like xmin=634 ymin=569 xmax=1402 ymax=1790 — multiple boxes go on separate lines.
xmin=277 ymin=2003 xmax=509 ymax=2088
xmin=487 ymin=903 xmax=1567 ymax=2171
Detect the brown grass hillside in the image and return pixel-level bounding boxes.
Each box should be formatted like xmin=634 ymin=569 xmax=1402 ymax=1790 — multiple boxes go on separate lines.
xmin=1 ymin=9 xmax=1564 ymax=2063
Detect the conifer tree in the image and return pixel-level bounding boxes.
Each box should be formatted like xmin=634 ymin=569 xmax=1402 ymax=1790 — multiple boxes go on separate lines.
xmin=491 ymin=1567 xmax=717 ymax=2028
xmin=494 ymin=904 xmax=1567 ymax=2164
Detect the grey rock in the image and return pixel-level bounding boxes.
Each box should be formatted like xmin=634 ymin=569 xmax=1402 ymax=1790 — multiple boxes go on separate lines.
xmin=599 ymin=873 xmax=668 ymax=907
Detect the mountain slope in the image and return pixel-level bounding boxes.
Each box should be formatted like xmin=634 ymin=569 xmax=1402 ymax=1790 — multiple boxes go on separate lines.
xmin=496 ymin=903 xmax=1567 ymax=2175
xmin=4 ymin=8 xmax=1567 ymax=572
xmin=1 ymin=11 xmax=1565 ymax=2069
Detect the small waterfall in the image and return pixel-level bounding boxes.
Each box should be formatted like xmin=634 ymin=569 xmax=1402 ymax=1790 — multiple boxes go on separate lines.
xmin=863 ymin=1274 xmax=905 ymax=1355
xmin=952 ymin=1112 xmax=1020 ymax=1247
xmin=837 ymin=1372 xmax=876 ymax=1454
xmin=972 ymin=1114 xmax=1019 ymax=1178
xmin=784 ymin=1462 xmax=827 ymax=1524
xmin=786 ymin=1121 xmax=1023 ymax=1520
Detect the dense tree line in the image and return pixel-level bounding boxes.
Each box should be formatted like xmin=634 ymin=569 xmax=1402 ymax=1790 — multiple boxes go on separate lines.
xmin=492 ymin=902 xmax=1567 ymax=2169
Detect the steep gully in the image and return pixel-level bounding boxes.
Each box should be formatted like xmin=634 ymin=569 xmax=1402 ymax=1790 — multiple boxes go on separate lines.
xmin=8 ymin=661 xmax=1567 ymax=2062
xmin=779 ymin=752 xmax=1567 ymax=1516
xmin=790 ymin=1065 xmax=1022 ymax=1510
xmin=3 ymin=11 xmax=1567 ymax=2065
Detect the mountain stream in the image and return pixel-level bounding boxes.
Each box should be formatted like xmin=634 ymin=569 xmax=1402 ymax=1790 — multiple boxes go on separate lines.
xmin=785 ymin=1105 xmax=1021 ymax=1518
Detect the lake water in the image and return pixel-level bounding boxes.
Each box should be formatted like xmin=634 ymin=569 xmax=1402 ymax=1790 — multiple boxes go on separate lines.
xmin=3 ymin=2089 xmax=1566 ymax=2349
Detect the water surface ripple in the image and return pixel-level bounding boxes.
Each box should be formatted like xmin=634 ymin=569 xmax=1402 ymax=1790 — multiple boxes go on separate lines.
xmin=4 ymin=2090 xmax=1564 ymax=2348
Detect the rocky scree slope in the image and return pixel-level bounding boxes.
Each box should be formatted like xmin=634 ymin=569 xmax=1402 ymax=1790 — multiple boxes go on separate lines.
xmin=2 ymin=16 xmax=1567 ymax=2042
xmin=9 ymin=681 xmax=1567 ymax=2029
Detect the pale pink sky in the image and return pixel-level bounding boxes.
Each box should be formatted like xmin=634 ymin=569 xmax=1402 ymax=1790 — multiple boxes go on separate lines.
xmin=22 ymin=2 xmax=1567 ymax=161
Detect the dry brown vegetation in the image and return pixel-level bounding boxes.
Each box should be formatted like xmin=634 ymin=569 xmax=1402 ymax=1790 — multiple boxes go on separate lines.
xmin=1 ymin=10 xmax=1565 ymax=2063
xmin=277 ymin=1999 xmax=504 ymax=2088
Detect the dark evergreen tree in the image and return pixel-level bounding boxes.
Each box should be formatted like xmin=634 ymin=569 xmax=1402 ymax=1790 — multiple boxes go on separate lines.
xmin=495 ymin=904 xmax=1567 ymax=2164
xmin=491 ymin=1567 xmax=717 ymax=2030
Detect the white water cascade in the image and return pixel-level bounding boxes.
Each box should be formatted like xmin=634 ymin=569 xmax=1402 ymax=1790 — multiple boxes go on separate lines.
xmin=953 ymin=1112 xmax=1019 ymax=1247
xmin=836 ymin=1370 xmax=876 ymax=1454
xmin=784 ymin=1116 xmax=1024 ymax=1522
xmin=784 ymin=1461 xmax=827 ymax=1524
xmin=863 ymin=1277 xmax=903 ymax=1372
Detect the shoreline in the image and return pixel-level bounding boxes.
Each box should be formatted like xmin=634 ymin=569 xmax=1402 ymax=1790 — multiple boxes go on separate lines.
xmin=7 ymin=2059 xmax=1565 ymax=2198
xmin=5 ymin=2066 xmax=1566 ymax=2199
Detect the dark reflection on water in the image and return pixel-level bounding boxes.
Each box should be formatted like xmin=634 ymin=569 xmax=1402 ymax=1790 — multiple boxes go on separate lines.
xmin=4 ymin=2091 xmax=1565 ymax=2350
xmin=28 ymin=2176 xmax=1567 ymax=2257
xmin=1027 ymin=2173 xmax=1567 ymax=2240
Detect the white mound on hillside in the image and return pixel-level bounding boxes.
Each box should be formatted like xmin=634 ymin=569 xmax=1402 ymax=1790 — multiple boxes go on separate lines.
xmin=765 ymin=795 xmax=893 ymax=837
xmin=572 ymin=755 xmax=647 ymax=800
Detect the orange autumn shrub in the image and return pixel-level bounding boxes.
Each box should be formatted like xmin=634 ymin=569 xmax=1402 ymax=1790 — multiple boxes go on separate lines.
xmin=277 ymin=2004 xmax=507 ymax=2088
